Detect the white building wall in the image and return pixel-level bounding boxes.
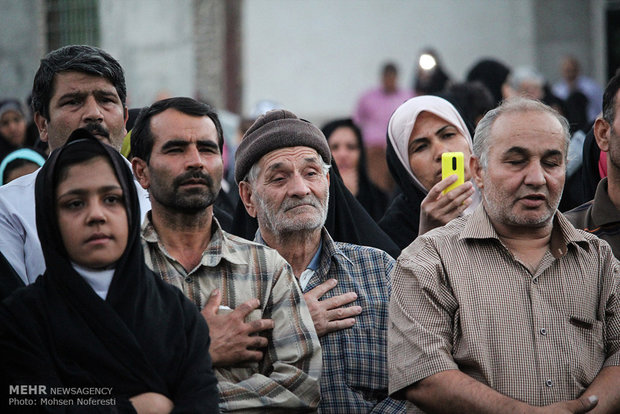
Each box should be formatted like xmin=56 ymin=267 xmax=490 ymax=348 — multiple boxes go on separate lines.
xmin=242 ymin=0 xmax=539 ymax=123
xmin=0 ymin=0 xmax=45 ymax=104
xmin=100 ymin=0 xmax=196 ymax=107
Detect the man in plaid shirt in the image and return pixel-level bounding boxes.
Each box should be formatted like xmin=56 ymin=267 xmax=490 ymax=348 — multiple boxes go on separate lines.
xmin=131 ymin=97 xmax=321 ymax=412
xmin=236 ymin=109 xmax=404 ymax=413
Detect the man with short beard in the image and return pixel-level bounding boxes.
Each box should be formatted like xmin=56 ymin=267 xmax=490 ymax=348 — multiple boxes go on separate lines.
xmin=389 ymin=97 xmax=620 ymax=413
xmin=566 ymin=71 xmax=620 ymax=258
xmin=130 ymin=98 xmax=321 ymax=412
xmin=236 ymin=109 xmax=404 ymax=413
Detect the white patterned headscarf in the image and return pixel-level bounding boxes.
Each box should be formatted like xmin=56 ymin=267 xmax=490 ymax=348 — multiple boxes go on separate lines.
xmin=388 ymin=95 xmax=474 ymax=191
xmin=387 ymin=95 xmax=480 ymax=211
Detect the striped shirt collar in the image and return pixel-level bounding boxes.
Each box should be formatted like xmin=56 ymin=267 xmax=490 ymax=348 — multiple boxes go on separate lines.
xmin=460 ymin=204 xmax=589 ymax=258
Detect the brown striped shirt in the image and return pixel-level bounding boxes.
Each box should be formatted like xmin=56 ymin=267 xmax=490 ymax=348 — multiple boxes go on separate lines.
xmin=141 ymin=215 xmax=322 ymax=412
xmin=388 ymin=205 xmax=620 ymax=412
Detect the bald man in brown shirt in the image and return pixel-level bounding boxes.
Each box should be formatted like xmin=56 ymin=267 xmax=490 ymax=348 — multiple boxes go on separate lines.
xmin=388 ymin=97 xmax=620 ymax=413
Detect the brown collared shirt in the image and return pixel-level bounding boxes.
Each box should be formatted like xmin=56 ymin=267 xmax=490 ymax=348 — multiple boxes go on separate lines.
xmin=388 ymin=205 xmax=620 ymax=412
xmin=141 ymin=215 xmax=322 ymax=412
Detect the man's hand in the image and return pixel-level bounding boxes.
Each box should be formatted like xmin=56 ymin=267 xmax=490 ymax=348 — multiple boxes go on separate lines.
xmin=129 ymin=392 xmax=174 ymax=414
xmin=303 ymin=278 xmax=362 ymax=337
xmin=418 ymin=176 xmax=474 ymax=236
xmin=200 ymin=289 xmax=274 ymax=367
xmin=535 ymin=395 xmax=598 ymax=414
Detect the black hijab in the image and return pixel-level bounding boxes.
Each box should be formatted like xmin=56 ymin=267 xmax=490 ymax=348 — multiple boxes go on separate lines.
xmin=378 ymin=141 xmax=427 ymax=252
xmin=0 ymin=129 xmax=219 ymax=412
xmin=466 ymin=58 xmax=511 ymax=106
xmin=560 ymin=126 xmax=601 ymax=212
xmin=230 ymin=161 xmax=399 ymax=259
xmin=321 ymin=118 xmax=389 ymax=221
xmin=0 ymin=251 xmax=23 ymax=301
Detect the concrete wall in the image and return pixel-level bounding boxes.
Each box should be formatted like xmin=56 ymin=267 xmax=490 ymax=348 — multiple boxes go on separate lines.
xmin=242 ymin=0 xmax=603 ymax=124
xmin=0 ymin=0 xmax=608 ymax=119
xmin=100 ymin=0 xmax=196 ymax=107
xmin=242 ymin=0 xmax=536 ymax=123
xmin=534 ymin=0 xmax=606 ymax=86
xmin=0 ymin=0 xmax=45 ymax=106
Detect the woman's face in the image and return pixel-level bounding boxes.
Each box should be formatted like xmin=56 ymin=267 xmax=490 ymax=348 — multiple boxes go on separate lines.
xmin=0 ymin=110 xmax=27 ymax=147
xmin=408 ymin=111 xmax=472 ymax=190
xmin=328 ymin=126 xmax=360 ymax=171
xmin=56 ymin=156 xmax=128 ymax=269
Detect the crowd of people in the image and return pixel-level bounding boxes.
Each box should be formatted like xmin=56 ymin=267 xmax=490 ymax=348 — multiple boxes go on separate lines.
xmin=0 ymin=44 xmax=619 ymax=414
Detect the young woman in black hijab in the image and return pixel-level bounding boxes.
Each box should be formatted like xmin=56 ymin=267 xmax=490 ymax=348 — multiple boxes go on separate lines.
xmin=0 ymin=129 xmax=219 ymax=413
xmin=321 ymin=118 xmax=389 ymax=221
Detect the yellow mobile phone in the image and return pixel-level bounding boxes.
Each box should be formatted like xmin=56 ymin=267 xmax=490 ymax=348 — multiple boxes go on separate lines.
xmin=441 ymin=152 xmax=465 ymax=194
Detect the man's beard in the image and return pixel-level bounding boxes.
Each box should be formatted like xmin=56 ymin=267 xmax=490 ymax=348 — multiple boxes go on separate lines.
xmin=608 ymin=126 xmax=620 ymax=171
xmin=152 ymin=170 xmax=219 ymax=213
xmin=255 ymin=189 xmax=329 ymax=237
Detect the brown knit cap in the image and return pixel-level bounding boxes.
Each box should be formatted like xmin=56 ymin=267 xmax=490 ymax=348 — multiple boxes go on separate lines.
xmin=234 ymin=109 xmax=331 ymax=183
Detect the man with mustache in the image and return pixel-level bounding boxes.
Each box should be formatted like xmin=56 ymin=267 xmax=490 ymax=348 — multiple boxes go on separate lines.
xmin=0 ymin=45 xmax=150 ymax=287
xmin=236 ymin=109 xmax=404 ymax=412
xmin=566 ymin=71 xmax=620 ymax=259
xmin=389 ymin=97 xmax=620 ymax=413
xmin=130 ymin=97 xmax=321 ymax=412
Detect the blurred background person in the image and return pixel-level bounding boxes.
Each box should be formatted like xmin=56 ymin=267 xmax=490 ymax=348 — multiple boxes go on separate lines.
xmin=379 ymin=96 xmax=480 ymax=252
xmin=442 ymin=81 xmax=495 ymax=134
xmin=508 ymin=66 xmax=545 ymax=100
xmin=466 ymin=58 xmax=512 ymax=106
xmin=508 ymin=66 xmax=564 ymax=114
xmin=354 ymin=62 xmax=414 ymax=193
xmin=412 ymin=48 xmax=451 ymax=95
xmin=552 ymin=55 xmax=604 ymax=124
xmin=322 ymin=118 xmax=389 ymax=221
xmin=0 ymin=148 xmax=45 ymax=185
xmin=0 ymin=99 xmax=28 ymax=162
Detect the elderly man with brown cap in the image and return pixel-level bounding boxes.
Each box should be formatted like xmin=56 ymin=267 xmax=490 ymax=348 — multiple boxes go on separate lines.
xmin=236 ymin=109 xmax=405 ymax=413
xmin=130 ymin=97 xmax=321 ymax=412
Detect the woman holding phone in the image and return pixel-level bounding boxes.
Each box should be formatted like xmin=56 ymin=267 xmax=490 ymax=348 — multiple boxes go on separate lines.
xmin=379 ymin=95 xmax=481 ymax=252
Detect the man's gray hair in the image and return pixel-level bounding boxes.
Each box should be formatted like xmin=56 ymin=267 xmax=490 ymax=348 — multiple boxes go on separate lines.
xmin=473 ymin=97 xmax=571 ymax=169
xmin=243 ymin=158 xmax=331 ymax=186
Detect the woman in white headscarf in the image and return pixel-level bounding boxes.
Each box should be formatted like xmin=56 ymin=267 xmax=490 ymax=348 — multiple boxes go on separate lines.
xmin=379 ymin=95 xmax=481 ymax=252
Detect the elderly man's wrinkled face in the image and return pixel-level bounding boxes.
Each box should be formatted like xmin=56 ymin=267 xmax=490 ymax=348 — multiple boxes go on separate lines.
xmin=474 ymin=110 xmax=566 ymax=232
xmin=247 ymin=146 xmax=329 ymax=237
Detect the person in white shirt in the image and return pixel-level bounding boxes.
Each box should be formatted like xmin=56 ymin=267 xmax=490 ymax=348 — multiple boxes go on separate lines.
xmin=0 ymin=44 xmax=149 ymax=287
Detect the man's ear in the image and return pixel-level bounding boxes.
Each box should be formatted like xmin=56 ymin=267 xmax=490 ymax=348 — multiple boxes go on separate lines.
xmin=122 ymin=106 xmax=129 ymax=136
xmin=34 ymin=112 xmax=49 ymax=143
xmin=238 ymin=181 xmax=258 ymax=218
xmin=594 ymin=118 xmax=611 ymax=152
xmin=470 ymin=155 xmax=484 ymax=189
xmin=131 ymin=157 xmax=150 ymax=190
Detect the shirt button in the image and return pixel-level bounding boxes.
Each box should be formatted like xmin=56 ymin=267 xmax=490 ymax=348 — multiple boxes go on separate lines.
xmin=540 ymin=328 xmax=547 ymax=335
xmin=532 ymin=278 xmax=539 ymax=284
xmin=546 ymin=379 xmax=553 ymax=387
xmin=185 ymin=277 xmax=192 ymax=283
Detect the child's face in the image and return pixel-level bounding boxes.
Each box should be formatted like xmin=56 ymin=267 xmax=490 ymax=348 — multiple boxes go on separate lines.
xmin=55 ymin=156 xmax=128 ymax=269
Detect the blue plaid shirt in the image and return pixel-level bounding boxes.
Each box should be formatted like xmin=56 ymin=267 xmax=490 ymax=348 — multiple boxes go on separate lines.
xmin=258 ymin=228 xmax=406 ymax=413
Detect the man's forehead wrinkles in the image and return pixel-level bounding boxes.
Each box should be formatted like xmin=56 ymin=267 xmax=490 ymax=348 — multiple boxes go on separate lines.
xmin=261 ymin=148 xmax=321 ymax=168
